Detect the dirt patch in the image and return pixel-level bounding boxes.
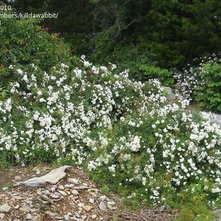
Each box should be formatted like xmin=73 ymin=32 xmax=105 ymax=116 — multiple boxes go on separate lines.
xmin=0 ymin=165 xmax=178 ymax=221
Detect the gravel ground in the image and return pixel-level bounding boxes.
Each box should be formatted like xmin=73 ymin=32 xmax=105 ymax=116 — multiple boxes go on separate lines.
xmin=0 ymin=165 xmax=177 ymax=221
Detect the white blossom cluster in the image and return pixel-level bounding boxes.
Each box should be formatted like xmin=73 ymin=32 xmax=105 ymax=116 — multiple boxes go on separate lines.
xmin=0 ymin=56 xmax=221 ymax=204
xmin=174 ymin=55 xmax=221 ymax=100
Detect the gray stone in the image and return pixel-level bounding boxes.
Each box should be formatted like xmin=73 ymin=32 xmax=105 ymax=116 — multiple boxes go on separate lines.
xmin=67 ymin=178 xmax=79 ymax=184
xmin=214 ymin=113 xmax=221 ymax=125
xmin=26 ymin=213 xmax=32 ymax=220
xmin=201 ymin=111 xmax=221 ymax=125
xmin=89 ymin=198 xmax=95 ymax=204
xmin=164 ymin=87 xmax=175 ymax=99
xmin=214 ymin=209 xmax=221 ymax=221
xmin=72 ymin=190 xmax=79 ymax=195
xmin=22 ymin=166 xmax=71 ymax=187
xmin=99 ymin=202 xmax=107 ymax=212
xmin=75 ymin=185 xmax=88 ymax=190
xmin=0 ymin=203 xmax=11 ymax=213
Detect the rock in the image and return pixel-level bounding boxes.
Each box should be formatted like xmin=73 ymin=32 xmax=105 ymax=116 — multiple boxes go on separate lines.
xmin=0 ymin=203 xmax=11 ymax=213
xmin=100 ymin=195 xmax=106 ymax=201
xmin=214 ymin=209 xmax=221 ymax=221
xmin=91 ymin=214 xmax=97 ymax=219
xmin=20 ymin=205 xmax=31 ymax=213
xmin=58 ymin=185 xmax=64 ymax=190
xmin=75 ymin=185 xmax=88 ymax=190
xmin=50 ymin=193 xmax=60 ymax=199
xmin=14 ymin=176 xmax=21 ymax=180
xmin=78 ymin=203 xmax=84 ymax=208
xmin=65 ymin=184 xmax=74 ymax=188
xmin=22 ymin=166 xmax=71 ymax=187
xmin=83 ymin=205 xmax=93 ymax=212
xmin=107 ymin=200 xmax=116 ymax=210
xmin=71 ymin=190 xmax=79 ymax=195
xmin=214 ymin=113 xmax=221 ymax=125
xmin=164 ymin=87 xmax=175 ymax=99
xmin=89 ymin=198 xmax=95 ymax=204
xmin=2 ymin=187 xmax=9 ymax=191
xmin=68 ymin=178 xmax=79 ymax=184
xmin=0 ymin=213 xmax=5 ymax=219
xmin=26 ymin=213 xmax=32 ymax=220
xmin=58 ymin=190 xmax=67 ymax=196
xmin=99 ymin=202 xmax=107 ymax=212
xmin=14 ymin=205 xmax=20 ymax=209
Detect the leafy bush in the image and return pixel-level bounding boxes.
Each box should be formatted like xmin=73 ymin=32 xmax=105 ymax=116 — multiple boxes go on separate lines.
xmin=0 ymin=14 xmax=221 ymax=220
xmin=174 ymin=57 xmax=221 ymax=112
xmin=0 ymin=57 xmax=220 ymax=215
xmin=194 ymin=61 xmax=221 ymax=112
xmin=139 ymin=64 xmax=174 ymax=86
xmin=0 ymin=15 xmax=71 ymax=88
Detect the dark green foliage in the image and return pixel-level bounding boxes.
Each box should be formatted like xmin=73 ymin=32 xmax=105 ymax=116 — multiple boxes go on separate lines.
xmin=0 ymin=15 xmax=71 ymax=88
xmin=139 ymin=65 xmax=174 ymax=86
xmin=194 ymin=62 xmax=221 ymax=112
xmin=8 ymin=0 xmax=221 ymax=72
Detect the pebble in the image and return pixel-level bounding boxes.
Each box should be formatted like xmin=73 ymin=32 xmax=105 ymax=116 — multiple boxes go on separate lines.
xmin=0 ymin=213 xmax=5 ymax=219
xmin=14 ymin=205 xmax=20 ymax=209
xmin=20 ymin=205 xmax=31 ymax=213
xmin=78 ymin=203 xmax=84 ymax=208
xmin=58 ymin=190 xmax=67 ymax=196
xmin=75 ymin=185 xmax=88 ymax=190
xmin=83 ymin=205 xmax=93 ymax=212
xmin=50 ymin=193 xmax=60 ymax=199
xmin=68 ymin=178 xmax=79 ymax=184
xmin=65 ymin=184 xmax=74 ymax=188
xmin=14 ymin=176 xmax=21 ymax=180
xmin=91 ymin=214 xmax=97 ymax=219
xmin=99 ymin=202 xmax=107 ymax=212
xmin=42 ymin=190 xmax=50 ymax=195
xmin=100 ymin=195 xmax=106 ymax=201
xmin=0 ymin=203 xmax=11 ymax=213
xmin=72 ymin=190 xmax=79 ymax=195
xmin=2 ymin=187 xmax=9 ymax=191
xmin=26 ymin=213 xmax=32 ymax=220
xmin=89 ymin=198 xmax=95 ymax=204
xmin=58 ymin=185 xmax=65 ymax=190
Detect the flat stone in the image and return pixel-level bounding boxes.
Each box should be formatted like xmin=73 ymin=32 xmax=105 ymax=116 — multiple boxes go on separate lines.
xmin=26 ymin=213 xmax=32 ymax=220
xmin=58 ymin=190 xmax=67 ymax=196
xmin=99 ymin=202 xmax=107 ymax=212
xmin=50 ymin=193 xmax=60 ymax=199
xmin=20 ymin=205 xmax=31 ymax=213
xmin=65 ymin=184 xmax=74 ymax=188
xmin=58 ymin=185 xmax=64 ymax=190
xmin=89 ymin=198 xmax=95 ymax=204
xmin=100 ymin=195 xmax=106 ymax=201
xmin=74 ymin=185 xmax=88 ymax=190
xmin=2 ymin=187 xmax=9 ymax=191
xmin=67 ymin=178 xmax=79 ymax=184
xmin=0 ymin=203 xmax=11 ymax=213
xmin=71 ymin=190 xmax=79 ymax=195
xmin=22 ymin=166 xmax=71 ymax=187
xmin=0 ymin=213 xmax=5 ymax=219
xmin=164 ymin=87 xmax=175 ymax=99
xmin=214 ymin=113 xmax=221 ymax=125
xmin=78 ymin=203 xmax=84 ymax=208
xmin=91 ymin=214 xmax=97 ymax=219
xmin=14 ymin=176 xmax=21 ymax=180
xmin=83 ymin=205 xmax=93 ymax=212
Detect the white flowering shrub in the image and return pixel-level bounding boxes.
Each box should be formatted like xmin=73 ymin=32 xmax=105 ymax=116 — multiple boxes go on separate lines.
xmin=0 ymin=57 xmax=221 ymax=210
xmin=174 ymin=56 xmax=221 ymax=112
